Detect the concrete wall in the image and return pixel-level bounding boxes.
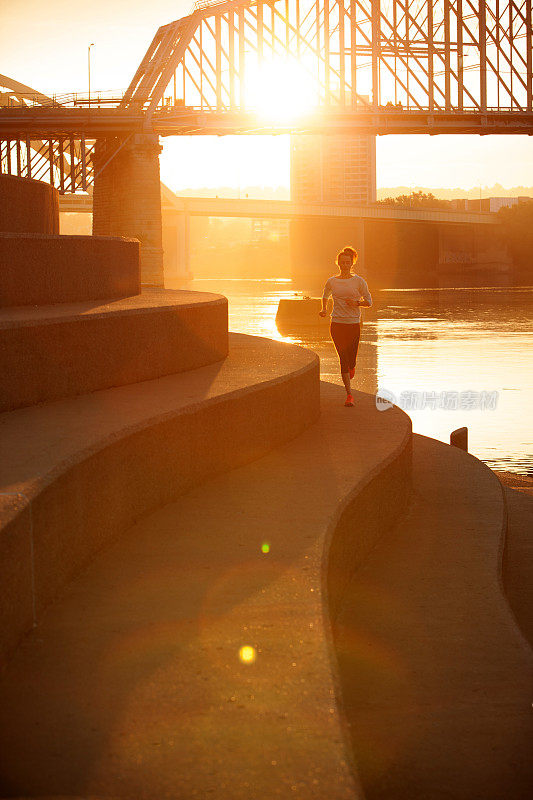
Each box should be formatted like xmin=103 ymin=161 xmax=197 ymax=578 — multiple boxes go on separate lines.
xmin=289 ymin=216 xmax=436 ymax=288
xmin=0 ymin=348 xmax=320 ymax=668
xmin=326 ymin=428 xmax=413 ymax=622
xmin=276 ymin=297 xmax=332 ymax=325
xmin=290 ymin=218 xmax=367 ymax=290
xmin=365 ymin=219 xmax=440 ymax=288
xmin=0 ymin=294 xmax=229 ymax=412
xmin=0 ymin=497 xmax=34 ymax=669
xmin=437 ymin=222 xmax=513 ymax=287
xmin=290 ymin=217 xmax=514 ymax=289
xmin=0 ymin=233 xmax=140 ymax=307
xmin=0 ymin=174 xmax=59 ymax=235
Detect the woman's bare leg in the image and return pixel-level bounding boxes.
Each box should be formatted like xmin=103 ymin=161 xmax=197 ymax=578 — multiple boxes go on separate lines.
xmin=341 ymin=371 xmax=351 ymax=394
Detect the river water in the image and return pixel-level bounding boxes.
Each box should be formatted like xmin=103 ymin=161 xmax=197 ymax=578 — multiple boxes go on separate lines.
xmin=182 ymin=279 xmax=533 ymax=476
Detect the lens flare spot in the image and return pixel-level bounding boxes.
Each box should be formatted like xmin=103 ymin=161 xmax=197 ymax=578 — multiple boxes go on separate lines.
xmin=239 ymin=645 xmax=257 ymax=664
xmin=261 ymin=542 xmax=270 ymax=554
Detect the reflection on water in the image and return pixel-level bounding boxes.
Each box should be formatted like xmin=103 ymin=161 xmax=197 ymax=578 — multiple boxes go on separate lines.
xmin=183 ymin=279 xmax=533 ymax=475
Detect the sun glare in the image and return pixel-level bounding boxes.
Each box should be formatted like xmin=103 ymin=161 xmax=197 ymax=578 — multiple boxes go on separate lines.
xmin=239 ymin=645 xmax=257 ymax=664
xmin=245 ymin=58 xmax=318 ymax=121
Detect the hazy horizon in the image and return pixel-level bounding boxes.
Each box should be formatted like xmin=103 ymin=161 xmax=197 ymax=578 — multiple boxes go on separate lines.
xmin=167 ymin=182 xmax=533 ymax=200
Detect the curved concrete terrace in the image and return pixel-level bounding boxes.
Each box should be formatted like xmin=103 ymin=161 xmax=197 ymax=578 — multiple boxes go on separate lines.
xmin=334 ymin=434 xmax=533 ymax=799
xmin=0 ymin=381 xmax=412 ymax=798
xmin=0 ymin=289 xmax=228 ymax=411
xmin=0 ymin=333 xmax=319 ymax=665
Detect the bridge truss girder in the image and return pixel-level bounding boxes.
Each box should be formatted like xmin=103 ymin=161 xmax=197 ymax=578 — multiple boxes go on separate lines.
xmin=0 ymin=136 xmax=94 ymax=192
xmin=0 ymin=75 xmax=96 ymax=193
xmin=121 ymin=0 xmax=533 ymax=124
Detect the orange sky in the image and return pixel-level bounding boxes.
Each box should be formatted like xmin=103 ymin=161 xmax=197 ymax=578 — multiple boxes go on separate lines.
xmin=2 ymin=0 xmax=532 ymax=192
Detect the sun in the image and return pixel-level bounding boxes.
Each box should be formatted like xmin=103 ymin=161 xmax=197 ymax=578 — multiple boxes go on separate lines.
xmin=244 ymin=57 xmax=318 ymax=121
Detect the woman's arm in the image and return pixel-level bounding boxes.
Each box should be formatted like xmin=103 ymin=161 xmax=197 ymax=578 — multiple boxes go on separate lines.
xmin=359 ymin=278 xmax=372 ymax=307
xmin=319 ymin=280 xmax=332 ymax=317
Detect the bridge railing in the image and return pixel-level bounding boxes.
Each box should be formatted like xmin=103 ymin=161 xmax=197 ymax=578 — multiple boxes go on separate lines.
xmin=0 ymin=90 xmax=124 ymax=109
xmin=192 ymin=0 xmax=238 ymax=10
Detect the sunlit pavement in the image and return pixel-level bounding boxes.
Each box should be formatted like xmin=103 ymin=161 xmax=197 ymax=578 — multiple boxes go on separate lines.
xmin=0 ymin=382 xmax=530 ymax=798
xmin=0 ymin=383 xmax=410 ymax=799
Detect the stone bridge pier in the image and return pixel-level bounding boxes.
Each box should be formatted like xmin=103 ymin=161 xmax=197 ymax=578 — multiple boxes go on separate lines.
xmin=161 ymin=206 xmax=192 ymax=284
xmin=92 ymin=134 xmax=164 ymax=287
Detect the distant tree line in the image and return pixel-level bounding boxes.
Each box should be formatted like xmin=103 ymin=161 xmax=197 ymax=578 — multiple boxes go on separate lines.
xmin=377 ymin=190 xmax=451 ymax=209
xmin=377 ymin=184 xmax=533 ymax=201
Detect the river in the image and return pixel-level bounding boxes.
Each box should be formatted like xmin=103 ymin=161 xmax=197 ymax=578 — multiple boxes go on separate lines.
xmin=182 ymin=279 xmax=533 ymax=476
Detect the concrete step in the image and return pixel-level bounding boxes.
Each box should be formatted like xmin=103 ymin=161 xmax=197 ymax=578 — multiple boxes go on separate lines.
xmin=0 ymin=289 xmax=228 ymax=412
xmin=0 ymin=333 xmax=318 ymax=666
xmin=0 ymin=173 xmax=58 ymax=235
xmin=0 ymin=382 xmax=412 ymax=799
xmin=333 ymin=433 xmax=533 ymax=800
xmin=0 ymin=232 xmax=140 ymax=307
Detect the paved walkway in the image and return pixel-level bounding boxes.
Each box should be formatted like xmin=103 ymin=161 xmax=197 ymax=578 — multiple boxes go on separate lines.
xmin=0 ymin=383 xmax=410 ymax=800
xmin=334 ymin=433 xmax=533 ymax=800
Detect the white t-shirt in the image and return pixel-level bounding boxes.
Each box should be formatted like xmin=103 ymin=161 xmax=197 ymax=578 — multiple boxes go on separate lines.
xmin=322 ymin=274 xmax=372 ymax=323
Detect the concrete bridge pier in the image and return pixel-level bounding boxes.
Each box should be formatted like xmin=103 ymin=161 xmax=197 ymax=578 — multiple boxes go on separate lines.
xmin=161 ymin=207 xmax=192 ymax=284
xmin=92 ymin=134 xmax=164 ymax=287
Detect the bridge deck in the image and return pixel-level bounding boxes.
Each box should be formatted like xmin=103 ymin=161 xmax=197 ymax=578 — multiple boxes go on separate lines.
xmin=60 ymin=192 xmax=497 ymax=226
xmin=2 ymin=107 xmax=533 ymax=139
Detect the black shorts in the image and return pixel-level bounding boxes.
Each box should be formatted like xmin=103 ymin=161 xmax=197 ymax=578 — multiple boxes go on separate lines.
xmin=330 ymin=321 xmax=361 ymax=373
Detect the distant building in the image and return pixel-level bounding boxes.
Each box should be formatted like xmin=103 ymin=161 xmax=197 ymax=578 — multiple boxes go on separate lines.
xmin=483 ymin=197 xmax=519 ymax=213
xmin=449 ymin=196 xmax=530 ymax=213
xmin=290 ymin=133 xmax=376 ymax=205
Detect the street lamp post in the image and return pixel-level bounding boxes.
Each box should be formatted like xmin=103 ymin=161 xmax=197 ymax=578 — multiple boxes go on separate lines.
xmin=88 ymin=43 xmax=95 ymax=108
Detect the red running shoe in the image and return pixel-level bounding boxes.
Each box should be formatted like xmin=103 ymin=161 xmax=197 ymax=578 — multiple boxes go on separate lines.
xmin=345 ymin=394 xmax=354 ymax=407
xmin=349 ymin=368 xmax=355 ymax=379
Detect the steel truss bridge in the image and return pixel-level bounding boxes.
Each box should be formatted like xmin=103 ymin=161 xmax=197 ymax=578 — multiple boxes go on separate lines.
xmin=1 ymin=0 xmax=533 ymax=193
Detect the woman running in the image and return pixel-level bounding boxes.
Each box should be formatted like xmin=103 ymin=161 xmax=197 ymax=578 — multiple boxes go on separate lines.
xmin=319 ymin=245 xmax=373 ymax=407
